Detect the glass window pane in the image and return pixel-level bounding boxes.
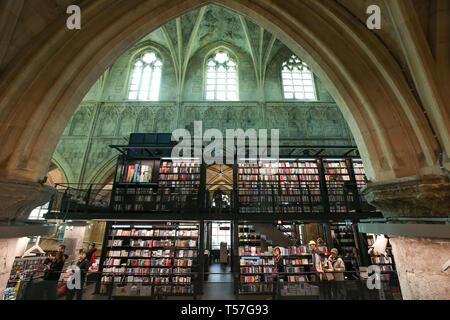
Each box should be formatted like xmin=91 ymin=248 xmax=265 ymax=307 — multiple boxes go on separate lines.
xmin=206 ymin=92 xmax=215 ymax=100
xmin=305 ymin=92 xmax=315 ymax=99
xmin=128 ymin=92 xmax=138 ymax=100
xmin=207 ymin=85 xmax=215 ymax=91
xmin=216 ymin=91 xmax=226 ymax=100
xmin=227 ymin=85 xmax=236 ymax=91
xmin=295 ymin=92 xmax=305 ymax=99
xmin=207 ymin=78 xmax=215 ymax=85
xmin=284 ymin=92 xmax=294 ymax=99
xmin=217 ymin=85 xmax=225 ymax=91
xmin=217 ymin=78 xmax=226 ymax=85
xmin=227 ymin=92 xmax=236 ymax=100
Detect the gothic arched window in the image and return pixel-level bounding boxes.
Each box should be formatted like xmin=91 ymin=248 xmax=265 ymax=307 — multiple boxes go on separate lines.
xmin=128 ymin=51 xmax=162 ymax=101
xmin=281 ymin=55 xmax=316 ymax=100
xmin=205 ymin=51 xmax=238 ymax=101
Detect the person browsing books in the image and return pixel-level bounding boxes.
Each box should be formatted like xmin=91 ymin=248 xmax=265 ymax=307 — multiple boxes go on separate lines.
xmin=329 ymin=248 xmax=345 ymax=281
xmin=317 ymin=252 xmax=334 ymax=281
xmin=316 ymin=238 xmax=329 ymax=254
xmin=271 ymin=247 xmax=285 ymax=299
xmin=328 ymin=248 xmax=346 ymax=299
xmin=42 ymin=251 xmax=66 ymax=299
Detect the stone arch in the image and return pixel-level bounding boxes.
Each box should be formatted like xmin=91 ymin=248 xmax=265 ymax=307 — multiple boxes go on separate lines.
xmin=50 ymin=152 xmax=73 ymax=185
xmin=0 ymin=0 xmax=443 ymax=183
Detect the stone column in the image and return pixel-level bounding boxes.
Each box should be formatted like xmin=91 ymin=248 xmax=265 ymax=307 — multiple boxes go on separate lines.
xmin=389 ymin=236 xmax=450 ymax=300
xmin=0 ymin=238 xmax=20 ymax=292
xmin=62 ymin=225 xmax=88 ymax=264
xmin=0 ymin=179 xmax=57 ymax=292
xmin=0 ymin=178 xmax=56 ymax=224
xmin=362 ymin=175 xmax=450 ymax=300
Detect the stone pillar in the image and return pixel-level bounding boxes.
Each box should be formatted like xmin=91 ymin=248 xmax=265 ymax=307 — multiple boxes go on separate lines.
xmin=362 ymin=175 xmax=450 ymax=300
xmin=0 ymin=238 xmax=19 ymax=292
xmin=389 ymin=236 xmax=450 ymax=300
xmin=0 ymin=178 xmax=56 ymax=224
xmin=62 ymin=225 xmax=87 ymax=264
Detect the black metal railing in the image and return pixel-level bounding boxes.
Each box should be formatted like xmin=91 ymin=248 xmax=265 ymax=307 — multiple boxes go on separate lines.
xmin=47 ymin=182 xmax=379 ymax=218
xmin=5 ymin=269 xmax=401 ymax=300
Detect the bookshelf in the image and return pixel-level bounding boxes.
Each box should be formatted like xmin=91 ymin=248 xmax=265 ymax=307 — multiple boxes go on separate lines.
xmin=237 ymin=159 xmax=323 ymax=214
xmin=238 ymin=246 xmax=318 ymax=296
xmin=367 ymin=234 xmax=396 ymax=283
xmin=8 ymin=257 xmax=47 ymax=282
xmin=238 ymin=225 xmax=263 ymax=248
xmin=323 ymin=159 xmax=354 ymax=213
xmin=5 ymin=256 xmax=47 ymax=300
xmin=113 ymin=159 xmax=201 ymax=213
xmin=100 ymin=222 xmax=199 ymax=298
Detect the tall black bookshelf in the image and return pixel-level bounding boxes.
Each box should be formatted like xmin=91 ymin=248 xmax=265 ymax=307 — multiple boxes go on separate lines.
xmin=238 ymin=245 xmax=318 ymax=297
xmin=99 ymin=221 xmax=200 ymax=299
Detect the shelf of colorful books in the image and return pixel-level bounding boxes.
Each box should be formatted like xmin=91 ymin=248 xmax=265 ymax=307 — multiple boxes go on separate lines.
xmin=237 ymin=160 xmax=323 ymax=214
xmin=323 ymin=159 xmax=354 ymax=213
xmin=239 ymin=246 xmax=316 ymax=295
xmin=100 ymin=222 xmax=199 ymax=298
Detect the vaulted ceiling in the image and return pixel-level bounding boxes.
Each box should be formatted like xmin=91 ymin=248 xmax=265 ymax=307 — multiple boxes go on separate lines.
xmin=135 ymin=5 xmax=285 ymax=91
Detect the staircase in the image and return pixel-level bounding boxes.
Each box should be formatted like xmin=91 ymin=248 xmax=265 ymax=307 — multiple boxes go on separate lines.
xmin=251 ymin=223 xmax=296 ymax=248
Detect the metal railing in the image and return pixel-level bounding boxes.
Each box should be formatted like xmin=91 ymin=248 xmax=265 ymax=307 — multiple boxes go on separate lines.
xmin=47 ymin=182 xmax=379 ymax=218
xmin=5 ymin=269 xmax=401 ymax=300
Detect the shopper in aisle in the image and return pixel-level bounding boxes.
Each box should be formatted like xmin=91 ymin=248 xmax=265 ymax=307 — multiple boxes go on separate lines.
xmin=41 ymin=252 xmax=66 ymax=299
xmin=317 ymin=252 xmax=334 ymax=299
xmin=58 ymin=244 xmax=66 ymax=255
xmin=316 ymin=237 xmax=328 ymax=253
xmin=328 ymin=248 xmax=346 ymax=299
xmin=271 ymin=247 xmax=285 ymax=299
xmin=309 ymin=240 xmax=322 ymax=270
xmin=86 ymin=242 xmax=97 ymax=266
xmin=348 ymin=247 xmax=361 ymax=280
xmin=66 ymin=250 xmax=90 ymax=300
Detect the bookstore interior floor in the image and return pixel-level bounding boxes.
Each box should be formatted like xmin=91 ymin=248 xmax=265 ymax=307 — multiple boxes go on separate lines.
xmin=0 ymin=1 xmax=449 ymax=302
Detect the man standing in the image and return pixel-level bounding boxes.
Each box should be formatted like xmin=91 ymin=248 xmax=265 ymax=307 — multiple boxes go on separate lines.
xmin=328 ymin=248 xmax=346 ymax=299
xmin=66 ymin=250 xmax=90 ymax=300
xmin=308 ymin=240 xmax=322 ymax=271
